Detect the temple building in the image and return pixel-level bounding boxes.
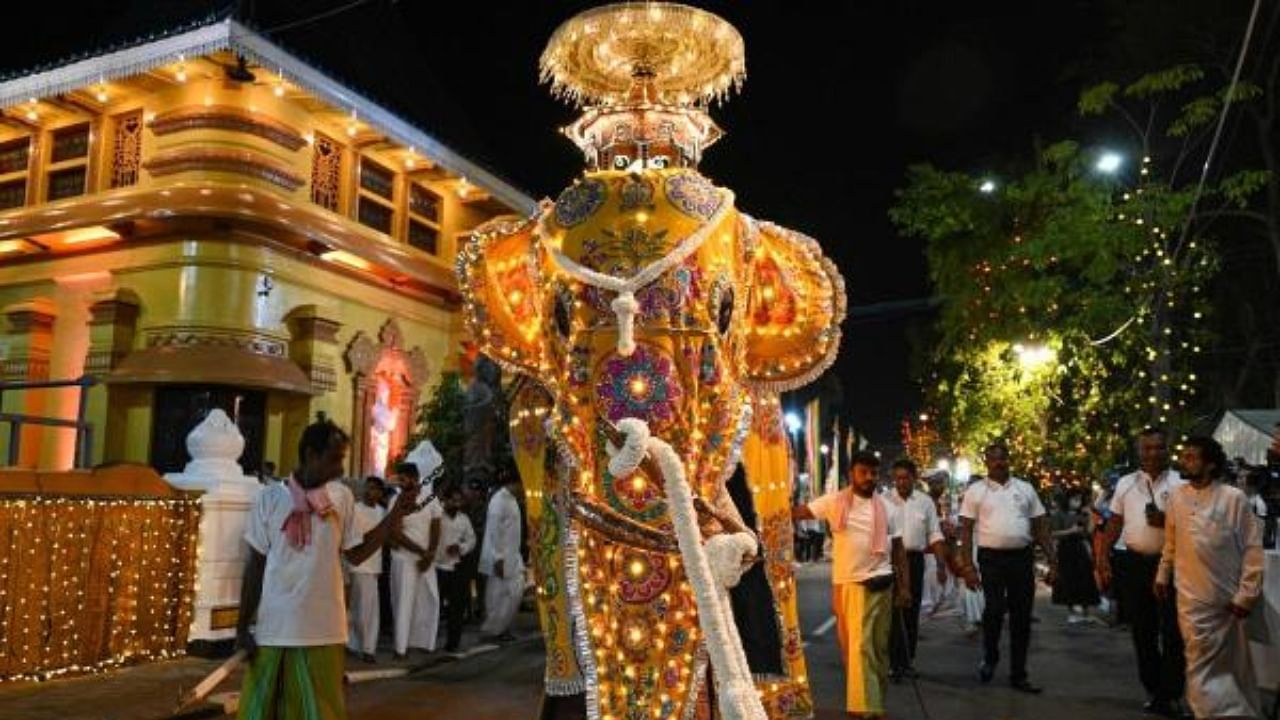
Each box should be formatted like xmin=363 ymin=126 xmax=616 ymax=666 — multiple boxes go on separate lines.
xmin=0 ymin=16 xmax=534 ymax=478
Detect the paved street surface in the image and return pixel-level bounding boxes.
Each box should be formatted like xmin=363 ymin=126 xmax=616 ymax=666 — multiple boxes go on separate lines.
xmin=2 ymin=562 xmax=1273 ymax=720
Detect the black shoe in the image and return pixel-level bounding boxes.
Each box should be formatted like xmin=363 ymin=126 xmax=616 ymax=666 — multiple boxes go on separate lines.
xmin=496 ymin=631 xmax=516 ymax=642
xmin=392 ymin=651 xmax=407 ymax=661
xmin=1010 ymin=679 xmax=1043 ymax=694
xmin=889 ymin=668 xmax=904 ymax=684
xmin=1142 ymin=699 xmax=1174 ymax=717
xmin=977 ymin=661 xmax=994 ymax=683
xmin=901 ymin=666 xmax=919 ymax=679
xmin=361 ymin=653 xmax=377 ymax=664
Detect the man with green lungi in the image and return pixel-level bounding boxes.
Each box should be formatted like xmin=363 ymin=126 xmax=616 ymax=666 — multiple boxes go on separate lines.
xmin=236 ymin=418 xmax=418 ymax=719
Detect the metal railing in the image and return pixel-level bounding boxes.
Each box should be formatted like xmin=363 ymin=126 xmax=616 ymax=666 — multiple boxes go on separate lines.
xmin=0 ymin=375 xmax=97 ymax=468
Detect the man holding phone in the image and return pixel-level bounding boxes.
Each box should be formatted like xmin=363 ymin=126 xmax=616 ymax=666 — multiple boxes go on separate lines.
xmin=1097 ymin=427 xmax=1186 ymax=717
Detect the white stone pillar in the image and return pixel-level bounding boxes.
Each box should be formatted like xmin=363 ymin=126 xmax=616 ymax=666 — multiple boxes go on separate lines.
xmin=164 ymin=409 xmax=261 ymax=642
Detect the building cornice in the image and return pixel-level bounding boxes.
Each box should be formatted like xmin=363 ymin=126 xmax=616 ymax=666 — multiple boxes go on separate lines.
xmin=0 ymin=18 xmax=537 ymax=216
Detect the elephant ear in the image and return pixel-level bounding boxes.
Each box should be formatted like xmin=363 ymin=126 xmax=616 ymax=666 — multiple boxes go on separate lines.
xmin=456 ymin=214 xmax=547 ymax=378
xmin=741 ymin=219 xmax=846 ymax=392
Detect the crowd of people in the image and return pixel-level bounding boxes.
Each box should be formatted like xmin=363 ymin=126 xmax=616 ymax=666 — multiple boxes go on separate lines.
xmin=235 ymin=419 xmax=528 ymax=719
xmin=796 ymin=427 xmax=1275 ymax=720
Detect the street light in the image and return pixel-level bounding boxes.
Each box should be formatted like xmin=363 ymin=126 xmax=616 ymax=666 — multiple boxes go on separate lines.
xmin=1095 ymin=151 xmax=1123 ymax=174
xmin=820 ymin=444 xmax=830 ymax=455
xmin=1013 ymin=343 xmax=1056 ymax=370
xmin=978 ymin=179 xmax=997 ymax=194
xmin=784 ymin=412 xmax=801 ymax=435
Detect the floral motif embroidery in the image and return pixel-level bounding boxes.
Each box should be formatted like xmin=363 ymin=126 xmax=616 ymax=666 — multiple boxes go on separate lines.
xmin=665 ymin=171 xmax=723 ymax=219
xmin=612 ymin=550 xmax=671 ymax=604
xmin=616 ymin=174 xmax=656 ymax=212
xmin=554 ymin=178 xmax=606 ymax=227
xmin=604 ymin=468 xmax=667 ymax=522
xmin=594 ymin=345 xmax=684 ymax=428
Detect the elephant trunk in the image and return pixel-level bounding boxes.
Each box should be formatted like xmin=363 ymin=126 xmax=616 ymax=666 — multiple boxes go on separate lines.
xmin=607 ymin=418 xmax=766 ymax=720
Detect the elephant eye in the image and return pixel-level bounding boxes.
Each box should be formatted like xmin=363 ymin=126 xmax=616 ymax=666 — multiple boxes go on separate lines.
xmin=554 ymin=291 xmax=572 ymax=338
xmin=649 ymin=155 xmax=669 ymax=169
xmin=613 ymin=154 xmax=631 ymax=170
xmin=716 ymin=286 xmax=734 ymax=335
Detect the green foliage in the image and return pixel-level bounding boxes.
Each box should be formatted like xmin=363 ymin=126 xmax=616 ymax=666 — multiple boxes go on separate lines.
xmin=890 ymin=64 xmax=1252 ymax=485
xmin=1218 ymin=170 xmax=1271 ymax=208
xmin=1169 ymin=97 xmax=1219 ymax=137
xmin=1078 ymin=82 xmax=1118 ymax=116
xmin=1123 ymin=64 xmax=1203 ymax=99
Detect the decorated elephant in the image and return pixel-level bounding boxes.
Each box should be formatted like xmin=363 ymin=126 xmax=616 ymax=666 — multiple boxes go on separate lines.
xmin=456 ymin=5 xmax=846 ymax=719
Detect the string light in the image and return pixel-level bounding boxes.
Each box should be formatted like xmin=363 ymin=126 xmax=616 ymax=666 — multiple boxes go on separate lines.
xmin=0 ymin=495 xmax=199 ymax=683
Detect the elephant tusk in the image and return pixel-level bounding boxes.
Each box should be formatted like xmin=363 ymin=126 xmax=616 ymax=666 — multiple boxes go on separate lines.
xmin=610 ymin=291 xmax=639 ymax=356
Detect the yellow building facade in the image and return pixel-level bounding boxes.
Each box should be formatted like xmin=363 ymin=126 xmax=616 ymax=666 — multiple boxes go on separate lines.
xmin=0 ymin=18 xmax=533 ymax=478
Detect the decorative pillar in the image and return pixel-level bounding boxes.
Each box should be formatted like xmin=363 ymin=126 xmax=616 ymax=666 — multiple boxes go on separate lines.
xmin=164 ymin=409 xmax=261 ymax=647
xmin=2 ymin=299 xmax=57 ymax=467
xmin=83 ymin=289 xmax=140 ymax=465
xmin=285 ymin=304 xmax=342 ymax=396
xmin=283 ymin=305 xmax=342 ymax=475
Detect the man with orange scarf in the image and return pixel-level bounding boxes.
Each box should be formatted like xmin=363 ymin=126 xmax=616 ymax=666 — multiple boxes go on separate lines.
xmin=236 ymin=418 xmax=418 ymax=720
xmin=794 ymin=450 xmax=910 ymax=719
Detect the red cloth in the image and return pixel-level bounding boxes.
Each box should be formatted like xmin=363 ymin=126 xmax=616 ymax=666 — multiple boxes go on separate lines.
xmin=282 ymin=476 xmax=335 ymax=549
xmin=837 ymin=488 xmax=888 ymax=555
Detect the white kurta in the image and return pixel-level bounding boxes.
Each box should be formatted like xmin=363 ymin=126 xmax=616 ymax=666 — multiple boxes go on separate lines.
xmin=392 ymin=500 xmax=443 ymax=654
xmin=1158 ymin=481 xmax=1266 ymax=719
xmin=346 ymin=502 xmax=384 ymax=655
xmin=479 ymin=487 xmax=524 ymax=635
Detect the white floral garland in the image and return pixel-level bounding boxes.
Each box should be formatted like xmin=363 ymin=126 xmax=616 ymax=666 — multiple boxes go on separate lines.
xmin=609 ymin=419 xmax=768 ymax=720
xmin=539 ymin=190 xmax=736 ymax=357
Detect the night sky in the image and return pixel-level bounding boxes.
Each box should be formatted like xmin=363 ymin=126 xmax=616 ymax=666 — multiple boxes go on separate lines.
xmin=1 ymin=1 xmax=1118 ymax=444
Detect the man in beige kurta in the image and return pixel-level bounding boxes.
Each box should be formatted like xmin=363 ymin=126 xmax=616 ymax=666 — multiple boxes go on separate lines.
xmin=1156 ymin=436 xmax=1265 ymax=720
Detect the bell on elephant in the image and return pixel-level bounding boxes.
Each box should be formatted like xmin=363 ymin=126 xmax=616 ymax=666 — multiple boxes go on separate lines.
xmin=457 ymin=4 xmax=846 ymax=719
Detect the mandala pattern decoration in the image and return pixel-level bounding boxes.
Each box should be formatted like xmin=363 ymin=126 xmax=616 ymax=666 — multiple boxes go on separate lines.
xmin=554 ymin=177 xmax=607 ymax=227
xmin=665 ymin=171 xmax=724 ymax=219
xmin=604 ymin=467 xmax=667 ymax=522
xmin=612 ymin=549 xmax=672 ymax=605
xmin=594 ymin=344 xmax=684 ymax=428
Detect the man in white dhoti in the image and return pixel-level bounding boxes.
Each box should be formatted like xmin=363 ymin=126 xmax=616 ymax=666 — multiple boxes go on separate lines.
xmin=1156 ymin=436 xmax=1265 ymax=720
xmin=390 ymin=487 xmax=442 ymax=659
xmin=480 ymin=474 xmax=524 ymax=641
xmin=347 ymin=477 xmax=387 ymax=663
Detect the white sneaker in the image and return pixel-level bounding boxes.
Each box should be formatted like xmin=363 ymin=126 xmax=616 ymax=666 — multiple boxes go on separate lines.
xmin=1066 ymin=613 xmax=1083 ymax=625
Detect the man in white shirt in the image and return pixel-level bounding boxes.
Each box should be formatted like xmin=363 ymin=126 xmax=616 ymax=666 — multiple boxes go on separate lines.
xmin=957 ymin=443 xmax=1057 ymax=694
xmin=236 ymin=419 xmax=417 ymax=720
xmin=1096 ymin=428 xmax=1186 ymax=716
xmin=794 ymin=451 xmax=910 ymax=719
xmin=1156 ymin=436 xmax=1265 ymax=720
xmin=480 ymin=474 xmax=524 ymax=641
xmin=346 ymin=477 xmax=387 ymax=663
xmin=390 ymin=478 xmax=442 ymax=659
xmin=435 ymin=484 xmax=477 ymax=653
xmin=886 ymin=459 xmax=954 ymax=681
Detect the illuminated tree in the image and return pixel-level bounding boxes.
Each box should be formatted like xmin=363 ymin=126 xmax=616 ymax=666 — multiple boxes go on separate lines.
xmin=891 ymin=65 xmax=1264 ymax=484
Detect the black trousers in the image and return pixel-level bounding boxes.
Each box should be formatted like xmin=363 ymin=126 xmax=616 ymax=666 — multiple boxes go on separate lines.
xmin=437 ymin=567 xmax=469 ymax=651
xmin=890 ymin=551 xmax=926 ymax=670
xmin=977 ymin=546 xmax=1035 ymax=682
xmin=1116 ymin=551 xmax=1185 ymax=702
